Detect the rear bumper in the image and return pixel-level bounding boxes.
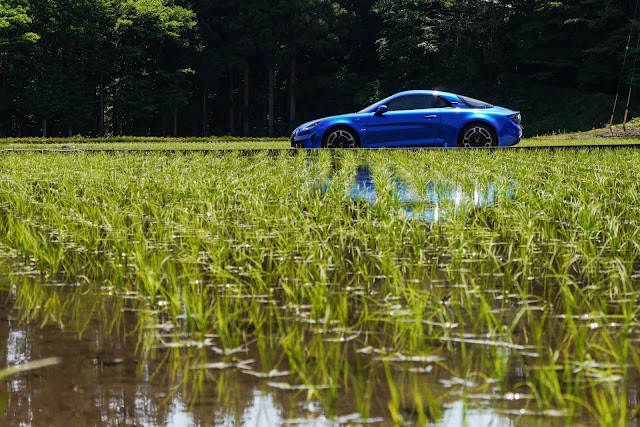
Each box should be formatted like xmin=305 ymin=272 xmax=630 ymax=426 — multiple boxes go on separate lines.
xmin=498 ymin=121 xmax=523 ymax=146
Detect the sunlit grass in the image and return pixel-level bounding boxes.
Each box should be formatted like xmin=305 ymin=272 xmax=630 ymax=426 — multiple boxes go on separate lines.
xmin=0 ymin=138 xmax=290 ymax=150
xmin=1 ymin=148 xmax=640 ymax=424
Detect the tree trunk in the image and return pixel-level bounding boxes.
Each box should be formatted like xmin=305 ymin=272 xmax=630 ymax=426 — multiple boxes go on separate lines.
xmin=115 ymin=105 xmax=121 ymax=136
xmin=289 ymin=58 xmax=296 ymax=131
xmin=268 ymin=67 xmax=274 ymax=138
xmin=202 ymin=88 xmax=207 ymax=137
xmin=173 ymin=106 xmax=178 ymax=137
xmin=243 ymin=69 xmax=249 ymax=136
xmin=228 ymin=71 xmax=234 ymax=134
xmin=68 ymin=125 xmax=72 ymax=137
xmin=99 ymin=72 xmax=104 ymax=137
xmin=42 ymin=119 xmax=47 ymax=138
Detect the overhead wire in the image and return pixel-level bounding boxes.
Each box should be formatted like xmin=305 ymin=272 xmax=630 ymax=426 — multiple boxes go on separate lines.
xmin=609 ymin=0 xmax=640 ymax=130
xmin=624 ymin=24 xmax=640 ymax=131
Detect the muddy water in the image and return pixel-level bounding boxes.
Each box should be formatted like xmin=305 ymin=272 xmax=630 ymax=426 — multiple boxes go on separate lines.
xmin=0 ymin=287 xmax=583 ymax=427
xmin=0 ymin=295 xmax=290 ymax=426
xmin=0 ymin=299 xmax=190 ymax=426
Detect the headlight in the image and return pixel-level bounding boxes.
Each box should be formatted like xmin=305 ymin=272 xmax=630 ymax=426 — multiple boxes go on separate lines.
xmin=302 ymin=120 xmax=323 ymax=131
xmin=508 ymin=113 xmax=521 ymax=122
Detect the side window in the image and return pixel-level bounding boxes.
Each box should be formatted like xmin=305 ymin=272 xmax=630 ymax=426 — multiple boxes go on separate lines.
xmin=386 ymin=95 xmax=433 ymax=111
xmin=457 ymin=95 xmax=493 ymax=108
xmin=434 ymin=96 xmax=452 ymax=108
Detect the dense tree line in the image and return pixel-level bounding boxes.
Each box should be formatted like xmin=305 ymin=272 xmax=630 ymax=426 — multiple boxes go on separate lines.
xmin=0 ymin=0 xmax=636 ymax=137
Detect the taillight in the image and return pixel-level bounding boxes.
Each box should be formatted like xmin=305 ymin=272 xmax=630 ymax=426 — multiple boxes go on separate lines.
xmin=509 ymin=113 xmax=521 ymax=122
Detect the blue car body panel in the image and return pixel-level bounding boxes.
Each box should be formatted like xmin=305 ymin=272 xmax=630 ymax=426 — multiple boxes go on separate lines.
xmin=291 ymin=90 xmax=523 ymax=148
xmin=367 ymin=110 xmax=442 ymax=147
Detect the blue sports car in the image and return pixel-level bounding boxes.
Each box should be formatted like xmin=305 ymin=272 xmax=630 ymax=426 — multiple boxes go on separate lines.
xmin=291 ymin=90 xmax=522 ymax=149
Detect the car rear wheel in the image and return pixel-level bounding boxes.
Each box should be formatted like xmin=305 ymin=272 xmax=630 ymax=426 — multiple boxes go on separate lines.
xmin=323 ymin=127 xmax=359 ymax=149
xmin=458 ymin=123 xmax=497 ymax=148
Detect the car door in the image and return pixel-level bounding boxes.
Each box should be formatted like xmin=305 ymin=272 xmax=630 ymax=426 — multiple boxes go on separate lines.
xmin=366 ymin=94 xmax=442 ymax=147
xmin=429 ymin=95 xmax=455 ymax=147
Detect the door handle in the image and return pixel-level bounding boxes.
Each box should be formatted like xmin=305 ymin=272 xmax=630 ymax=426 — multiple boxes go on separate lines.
xmin=424 ymin=115 xmax=438 ymax=119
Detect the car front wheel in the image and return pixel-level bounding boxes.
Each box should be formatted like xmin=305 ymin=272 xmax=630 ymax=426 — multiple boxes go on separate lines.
xmin=323 ymin=127 xmax=359 ymax=149
xmin=458 ymin=123 xmax=497 ymax=148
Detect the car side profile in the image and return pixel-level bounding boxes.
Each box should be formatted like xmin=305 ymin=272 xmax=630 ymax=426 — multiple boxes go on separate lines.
xmin=291 ymin=90 xmax=522 ymax=149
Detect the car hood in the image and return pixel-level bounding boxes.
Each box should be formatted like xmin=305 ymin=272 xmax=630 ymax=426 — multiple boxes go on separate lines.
xmin=295 ymin=113 xmax=366 ymax=132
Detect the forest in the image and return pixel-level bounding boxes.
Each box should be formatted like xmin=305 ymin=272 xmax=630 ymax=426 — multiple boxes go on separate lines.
xmin=0 ymin=0 xmax=636 ymax=138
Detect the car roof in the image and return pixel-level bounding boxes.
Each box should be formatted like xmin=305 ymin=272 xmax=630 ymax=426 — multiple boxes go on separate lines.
xmin=357 ymin=90 xmax=463 ymax=113
xmin=391 ymin=90 xmax=458 ymax=98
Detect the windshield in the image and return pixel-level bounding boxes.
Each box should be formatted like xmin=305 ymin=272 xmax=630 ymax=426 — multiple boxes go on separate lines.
xmin=358 ymin=101 xmax=379 ymax=113
xmin=357 ymin=92 xmax=407 ymax=113
xmin=358 ymin=97 xmax=390 ymax=113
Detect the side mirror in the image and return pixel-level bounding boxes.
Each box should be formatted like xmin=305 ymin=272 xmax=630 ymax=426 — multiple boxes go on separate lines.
xmin=375 ymin=105 xmax=388 ymax=115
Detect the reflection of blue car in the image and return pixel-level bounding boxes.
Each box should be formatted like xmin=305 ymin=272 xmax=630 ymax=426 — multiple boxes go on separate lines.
xmin=291 ymin=90 xmax=522 ymax=148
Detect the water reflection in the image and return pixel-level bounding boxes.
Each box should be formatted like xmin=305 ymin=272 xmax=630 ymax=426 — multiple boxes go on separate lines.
xmin=349 ymin=165 xmax=377 ymax=205
xmin=349 ymin=164 xmax=514 ymax=222
xmin=215 ymin=391 xmax=281 ymax=426
xmin=442 ymin=401 xmax=512 ymax=427
xmin=0 ymin=288 xmax=545 ymax=427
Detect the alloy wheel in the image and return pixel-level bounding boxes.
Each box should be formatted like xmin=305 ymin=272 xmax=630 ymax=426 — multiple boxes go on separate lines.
xmin=462 ymin=126 xmax=494 ymax=148
xmin=325 ymin=129 xmax=357 ymax=148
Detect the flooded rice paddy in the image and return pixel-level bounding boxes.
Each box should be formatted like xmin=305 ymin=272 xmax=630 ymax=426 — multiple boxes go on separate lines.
xmin=1 ymin=149 xmax=640 ymax=425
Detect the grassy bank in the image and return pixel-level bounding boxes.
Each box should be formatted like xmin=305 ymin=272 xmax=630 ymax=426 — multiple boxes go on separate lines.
xmin=1 ymin=122 xmax=639 ymax=150
xmin=0 ymin=136 xmax=290 ymax=150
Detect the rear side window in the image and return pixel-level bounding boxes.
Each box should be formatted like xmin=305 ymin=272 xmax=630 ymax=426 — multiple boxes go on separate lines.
xmin=434 ymin=96 xmax=452 ymax=108
xmin=387 ymin=95 xmax=433 ymax=111
xmin=458 ymin=95 xmax=493 ymax=108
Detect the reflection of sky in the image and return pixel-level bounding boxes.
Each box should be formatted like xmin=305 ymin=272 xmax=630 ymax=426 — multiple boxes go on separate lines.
xmin=143 ymin=401 xmax=195 ymax=427
xmin=7 ymin=329 xmax=30 ymax=365
xmin=159 ymin=390 xmax=514 ymax=426
xmin=6 ymin=327 xmax=33 ymax=421
xmin=440 ymin=401 xmax=512 ymax=427
xmin=215 ymin=390 xmax=282 ymax=426
xmin=7 ymin=329 xmax=30 ymax=399
xmin=349 ymin=165 xmax=514 ymax=222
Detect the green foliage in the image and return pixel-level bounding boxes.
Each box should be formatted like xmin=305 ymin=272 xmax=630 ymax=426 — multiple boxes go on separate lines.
xmin=0 ymin=1 xmax=40 ymax=135
xmin=372 ymin=0 xmax=441 ymax=85
xmin=0 ymin=0 xmax=636 ymax=137
xmin=114 ymin=0 xmax=196 ymax=60
xmin=15 ymin=0 xmax=114 ymax=134
xmin=0 ymin=2 xmax=39 ymax=50
xmin=110 ymin=0 xmax=197 ymax=135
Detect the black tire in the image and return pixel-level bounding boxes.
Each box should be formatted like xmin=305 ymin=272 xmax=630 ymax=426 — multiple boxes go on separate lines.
xmin=322 ymin=127 xmax=360 ymax=149
xmin=458 ymin=123 xmax=497 ymax=148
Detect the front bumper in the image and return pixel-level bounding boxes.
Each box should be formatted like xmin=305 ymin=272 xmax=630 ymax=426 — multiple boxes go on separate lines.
xmin=290 ymin=130 xmax=320 ymax=148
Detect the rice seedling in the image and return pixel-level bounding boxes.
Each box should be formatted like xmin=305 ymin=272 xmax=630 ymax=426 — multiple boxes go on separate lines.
xmin=2 ymin=148 xmax=640 ymax=424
